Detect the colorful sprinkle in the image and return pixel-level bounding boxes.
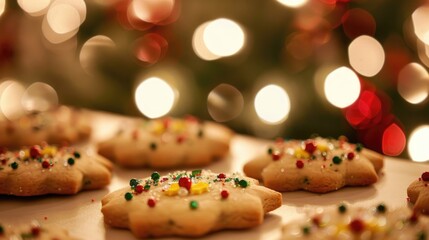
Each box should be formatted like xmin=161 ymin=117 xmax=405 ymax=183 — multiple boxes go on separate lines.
xmin=31 ymin=226 xmax=40 ymax=236
xmin=42 ymin=160 xmax=50 ymax=169
xmin=124 ymin=192 xmax=133 ymax=201
xmin=130 ymin=179 xmax=139 ymax=187
xmin=272 ymin=152 xmax=281 ymax=161
xmin=221 ymin=190 xmax=229 ymax=199
xmin=149 ymin=142 xmax=157 ymax=151
xmin=151 ymin=172 xmax=161 ymax=181
xmin=422 ymin=172 xmax=429 ymax=181
xmin=267 ymin=148 xmax=273 ymax=155
xmin=376 ymin=203 xmax=386 ymax=213
xmin=144 ymin=184 xmax=151 ymax=191
xmin=179 ymin=177 xmax=192 ymax=190
xmin=355 ymin=143 xmax=363 ymax=152
xmin=10 ymin=162 xmax=18 ymax=170
xmin=302 ymin=226 xmax=311 ymax=235
xmin=305 ymin=141 xmax=317 ymax=154
xmin=332 ymin=156 xmax=342 ymax=165
xmin=189 ymin=200 xmax=198 ymax=209
xmin=135 ymin=185 xmax=144 ymax=194
xmin=29 ymin=145 xmax=42 ymax=159
xmin=147 ymin=198 xmax=156 ymax=208
xmin=338 ymin=204 xmax=347 ymax=213
xmin=217 ymin=173 xmax=226 ymax=179
xmin=73 ymin=151 xmax=81 ymax=158
xmin=191 ymin=169 xmax=202 ymax=177
xmin=67 ymin=158 xmax=75 ymax=166
xmin=349 ymin=218 xmax=365 ymax=233
xmin=296 ymin=160 xmax=304 ymax=169
xmin=347 ymin=152 xmax=355 ymax=160
xmin=238 ymin=179 xmax=248 ymax=188
xmin=176 ymin=135 xmax=186 ymax=144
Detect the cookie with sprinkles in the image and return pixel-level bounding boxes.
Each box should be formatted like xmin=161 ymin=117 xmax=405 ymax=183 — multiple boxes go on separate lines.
xmin=101 ymin=170 xmax=282 ymax=238
xmin=0 ymin=143 xmax=112 ymax=196
xmin=97 ymin=116 xmax=233 ymax=168
xmin=407 ymin=171 xmax=429 ymax=215
xmin=0 ymin=221 xmax=79 ymax=240
xmin=243 ymin=136 xmax=384 ymax=193
xmin=282 ymin=203 xmax=429 ymax=239
xmin=0 ymin=106 xmax=91 ymax=148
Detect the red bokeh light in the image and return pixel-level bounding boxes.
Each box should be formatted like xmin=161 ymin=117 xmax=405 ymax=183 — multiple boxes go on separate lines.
xmin=134 ymin=33 xmax=168 ymax=65
xmin=341 ymin=8 xmax=376 ymax=39
xmin=382 ymin=122 xmax=406 ymax=156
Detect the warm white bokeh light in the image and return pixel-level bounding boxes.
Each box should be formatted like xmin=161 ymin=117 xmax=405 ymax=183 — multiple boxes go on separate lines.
xmin=17 ymin=0 xmax=51 ymax=16
xmin=254 ymin=84 xmax=290 ymax=124
xmin=203 ymin=18 xmax=245 ymax=57
xmin=276 ymin=0 xmax=308 ymax=8
xmin=0 ymin=81 xmax=26 ymax=120
xmin=324 ymin=67 xmax=361 ymax=108
xmin=130 ymin=0 xmax=174 ymax=23
xmin=80 ymin=35 xmax=116 ymax=74
xmin=348 ymin=35 xmax=385 ymax=77
xmin=192 ymin=22 xmax=221 ymax=61
xmin=408 ymin=125 xmax=429 ymax=162
xmin=0 ymin=0 xmax=5 ymax=17
xmin=22 ymin=82 xmax=58 ymax=112
xmin=135 ymin=77 xmax=176 ymax=119
xmin=207 ymin=84 xmax=244 ymax=122
xmin=412 ymin=5 xmax=429 ymax=45
xmin=47 ymin=3 xmax=81 ymax=34
xmin=398 ymin=62 xmax=429 ymax=104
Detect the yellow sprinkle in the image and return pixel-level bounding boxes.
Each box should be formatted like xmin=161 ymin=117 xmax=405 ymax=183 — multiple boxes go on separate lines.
xmin=22 ymin=149 xmax=29 ymax=158
xmin=151 ymin=121 xmax=165 ymax=135
xmin=190 ymin=182 xmax=209 ymax=195
xmin=294 ymin=148 xmax=310 ymax=159
xmin=42 ymin=146 xmax=57 ymax=156
xmin=317 ymin=144 xmax=329 ymax=152
xmin=335 ymin=223 xmax=347 ymax=236
xmin=164 ymin=183 xmax=180 ymax=196
xmin=171 ymin=120 xmax=186 ymax=133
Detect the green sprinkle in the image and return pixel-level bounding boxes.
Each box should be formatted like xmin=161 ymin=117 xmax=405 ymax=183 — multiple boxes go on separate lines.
xmin=302 ymin=226 xmax=311 ymax=235
xmin=332 ymin=156 xmax=342 ymax=165
xmin=338 ymin=204 xmax=347 ymax=214
xmin=417 ymin=231 xmax=426 ymax=240
xmin=197 ymin=129 xmax=204 ymax=138
xmin=73 ymin=151 xmax=81 ymax=158
xmin=144 ymin=184 xmax=151 ymax=191
xmin=191 ymin=169 xmax=202 ymax=177
xmin=151 ymin=172 xmax=160 ymax=181
xmin=124 ymin=192 xmax=133 ymax=201
xmin=149 ymin=142 xmax=157 ymax=151
xmin=355 ymin=143 xmax=363 ymax=152
xmin=190 ymin=200 xmax=198 ymax=209
xmin=10 ymin=162 xmax=18 ymax=170
xmin=376 ymin=203 xmax=386 ymax=213
xmin=67 ymin=158 xmax=75 ymax=166
xmin=238 ymin=179 xmax=248 ymax=188
xmin=267 ymin=148 xmax=273 ymax=155
xmin=130 ymin=178 xmax=139 ymax=187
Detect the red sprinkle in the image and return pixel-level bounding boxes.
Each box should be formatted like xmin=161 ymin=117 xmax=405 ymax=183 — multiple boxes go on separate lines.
xmin=312 ymin=216 xmax=321 ymax=227
xmin=135 ymin=185 xmax=144 ymax=194
xmin=349 ymin=218 xmax=365 ymax=233
xmin=422 ymin=172 xmax=429 ymax=181
xmin=347 ymin=152 xmax=355 ymax=160
xmin=296 ymin=160 xmax=304 ymax=169
xmin=217 ymin=173 xmax=226 ymax=179
xmin=221 ymin=190 xmax=229 ymax=199
xmin=178 ymin=177 xmax=192 ymax=190
xmin=147 ymin=198 xmax=156 ymax=207
xmin=305 ymin=141 xmax=317 ymax=154
xmin=31 ymin=226 xmax=40 ymax=236
xmin=30 ymin=146 xmax=42 ymax=159
xmin=41 ymin=160 xmax=50 ymax=169
xmin=272 ymin=153 xmax=281 ymax=161
xmin=176 ymin=135 xmax=186 ymax=144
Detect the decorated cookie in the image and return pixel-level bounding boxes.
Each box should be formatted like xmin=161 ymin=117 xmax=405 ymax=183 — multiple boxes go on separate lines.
xmin=282 ymin=203 xmax=428 ymax=239
xmin=243 ymin=137 xmax=384 ymax=193
xmin=97 ymin=116 xmax=233 ymax=168
xmin=0 ymin=221 xmax=78 ymax=240
xmin=0 ymin=144 xmax=112 ymax=196
xmin=0 ymin=106 xmax=91 ymax=148
xmin=101 ymin=170 xmax=282 ymax=238
xmin=407 ymin=171 xmax=429 ymax=215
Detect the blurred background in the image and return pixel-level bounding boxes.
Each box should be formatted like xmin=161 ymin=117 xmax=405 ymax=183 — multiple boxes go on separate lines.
xmin=0 ymin=0 xmax=429 ymax=161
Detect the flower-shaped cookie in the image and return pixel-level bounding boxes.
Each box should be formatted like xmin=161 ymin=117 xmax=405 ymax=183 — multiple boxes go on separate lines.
xmin=408 ymin=171 xmax=429 ymax=214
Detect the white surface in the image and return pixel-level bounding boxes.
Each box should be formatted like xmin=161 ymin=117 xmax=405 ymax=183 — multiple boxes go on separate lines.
xmin=1 ymin=113 xmax=428 ymax=239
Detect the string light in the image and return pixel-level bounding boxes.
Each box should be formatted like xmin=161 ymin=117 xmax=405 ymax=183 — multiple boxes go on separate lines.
xmin=254 ymin=84 xmax=290 ymax=124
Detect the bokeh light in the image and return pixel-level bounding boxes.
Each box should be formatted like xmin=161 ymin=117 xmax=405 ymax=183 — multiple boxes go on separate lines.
xmin=0 ymin=0 xmax=5 ymax=17
xmin=397 ymin=62 xmax=429 ymax=104
xmin=79 ymin=35 xmax=116 ymax=75
xmin=348 ymin=35 xmax=385 ymax=77
xmin=134 ymin=77 xmax=176 ymax=118
xmin=130 ymin=0 xmax=174 ymax=24
xmin=345 ymin=90 xmax=383 ymax=128
xmin=412 ymin=5 xmax=429 ymax=45
xmin=134 ymin=33 xmax=168 ymax=65
xmin=341 ymin=8 xmax=376 ymax=40
xmin=47 ymin=3 xmax=80 ymax=34
xmin=0 ymin=81 xmax=26 ymax=120
xmin=254 ymin=84 xmax=290 ymax=124
xmin=408 ymin=125 xmax=429 ymax=162
xmin=17 ymin=0 xmax=51 ymax=16
xmin=382 ymin=123 xmax=406 ymax=156
xmin=192 ymin=22 xmax=220 ymax=61
xmin=21 ymin=82 xmax=58 ymax=112
xmin=276 ymin=0 xmax=308 ymax=8
xmin=203 ymin=18 xmax=245 ymax=57
xmin=324 ymin=66 xmax=361 ymax=108
xmin=207 ymin=83 xmax=244 ymax=122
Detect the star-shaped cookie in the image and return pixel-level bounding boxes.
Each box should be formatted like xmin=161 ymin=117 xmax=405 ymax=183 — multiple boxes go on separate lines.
xmin=407 ymin=171 xmax=429 ymax=215
xmin=0 ymin=144 xmax=112 ymax=196
xmin=244 ymin=137 xmax=384 ymax=193
xmin=0 ymin=221 xmax=78 ymax=240
xmin=97 ymin=116 xmax=233 ymax=168
xmin=101 ymin=170 xmax=282 ymax=238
